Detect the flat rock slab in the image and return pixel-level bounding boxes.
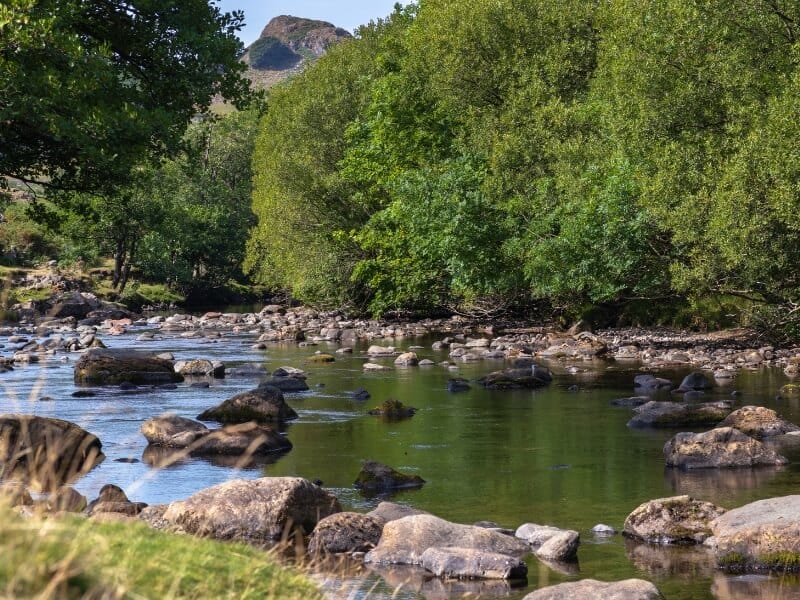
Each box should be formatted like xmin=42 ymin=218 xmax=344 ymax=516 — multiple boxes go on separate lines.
xmin=420 ymin=546 xmax=528 ymax=580
xmin=0 ymin=414 xmax=104 ymax=490
xmin=365 ymin=514 xmax=530 ymax=566
xmin=75 ymin=349 xmax=184 ymax=385
xmin=628 ymin=401 xmax=730 ymax=428
xmin=707 ymin=495 xmax=800 ymax=572
xmin=664 ymin=427 xmax=788 ymax=469
xmin=716 ymin=406 xmax=800 ymax=439
xmin=623 ymin=495 xmax=726 ymax=544
xmin=155 ymin=477 xmax=341 ymax=543
xmin=524 ymin=578 xmax=662 ymax=599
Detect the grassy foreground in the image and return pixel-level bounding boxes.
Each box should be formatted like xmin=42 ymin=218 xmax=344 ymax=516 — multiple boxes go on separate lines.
xmin=0 ymin=508 xmax=322 ymax=599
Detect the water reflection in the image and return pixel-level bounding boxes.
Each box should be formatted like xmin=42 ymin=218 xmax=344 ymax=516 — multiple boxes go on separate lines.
xmin=366 ymin=564 xmax=525 ymax=600
xmin=664 ymin=466 xmax=784 ymax=499
xmin=624 ymin=538 xmax=716 ymax=579
xmin=711 ymin=573 xmax=800 ymax=600
xmin=141 ymin=444 xmax=290 ymax=470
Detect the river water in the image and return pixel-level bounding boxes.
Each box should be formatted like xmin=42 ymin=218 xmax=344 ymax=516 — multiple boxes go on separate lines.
xmin=2 ymin=323 xmax=799 ymax=599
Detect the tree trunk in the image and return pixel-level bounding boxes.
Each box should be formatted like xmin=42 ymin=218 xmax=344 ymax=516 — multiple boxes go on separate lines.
xmin=112 ymin=238 xmax=126 ymax=289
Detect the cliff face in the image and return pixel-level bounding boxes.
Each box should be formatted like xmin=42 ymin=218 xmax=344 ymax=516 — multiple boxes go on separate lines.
xmin=243 ymin=16 xmax=352 ymax=88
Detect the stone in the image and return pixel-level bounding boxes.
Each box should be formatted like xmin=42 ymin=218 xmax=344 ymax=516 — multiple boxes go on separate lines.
xmin=447 ymin=378 xmax=471 ymax=393
xmin=271 ymin=366 xmax=306 ymax=378
xmin=153 ymin=477 xmax=341 ymax=543
xmin=353 ymin=461 xmax=425 ymax=492
xmin=350 ymin=388 xmax=371 ymax=401
xmin=74 ymin=349 xmax=183 ymax=385
xmin=47 ymin=486 xmax=87 ymax=512
xmin=367 ymin=345 xmax=396 ymax=357
xmin=197 ymin=386 xmax=298 ymax=423
xmin=174 ymin=359 xmax=225 ymax=378
xmin=778 ymin=384 xmax=800 ymax=399
xmin=307 ymin=353 xmax=335 ymax=363
xmin=191 ymin=422 xmax=292 ymax=456
xmin=260 ymin=377 xmax=309 ymax=392
xmin=716 ymin=406 xmax=800 ymax=438
xmin=627 ymin=401 xmax=730 ymax=428
xmin=634 ymin=374 xmax=674 ymax=390
xmin=623 ymin=495 xmax=726 ymax=544
xmin=89 ymin=500 xmax=148 ymax=517
xmin=664 ymin=428 xmax=788 ymax=469
xmin=592 ymin=524 xmax=617 ymax=535
xmin=367 ymin=399 xmax=416 ymax=419
xmin=141 ymin=414 xmax=208 ymax=447
xmin=677 ymin=372 xmax=713 ymax=392
xmin=523 ymin=578 xmax=662 ymax=600
xmin=0 ymin=414 xmax=104 ymax=490
xmin=420 ymin=547 xmax=528 ymax=580
xmin=706 ymin=495 xmax=800 ymax=572
xmin=363 ymin=362 xmax=392 ymax=372
xmin=367 ymin=501 xmax=429 ymax=524
xmin=394 ymin=352 xmax=419 ymax=367
xmin=479 ymin=367 xmax=552 ymax=390
xmin=364 ymin=514 xmax=529 ymax=566
xmin=611 ymin=396 xmax=651 ymax=407
xmin=307 ymin=511 xmax=384 ymax=555
xmin=515 ymin=523 xmax=580 ymax=561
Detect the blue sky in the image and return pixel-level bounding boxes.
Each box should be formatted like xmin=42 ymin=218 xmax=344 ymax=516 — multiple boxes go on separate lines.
xmin=216 ymin=1 xmax=406 ymax=46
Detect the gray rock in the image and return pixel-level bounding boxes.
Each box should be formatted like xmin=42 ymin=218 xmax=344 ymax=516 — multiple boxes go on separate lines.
xmin=677 ymin=372 xmax=712 ymax=392
xmin=364 ymin=514 xmax=529 ymax=566
xmin=627 ymin=401 xmax=730 ymax=428
xmin=307 ymin=511 xmax=384 ymax=555
xmin=141 ymin=414 xmax=208 ymax=447
xmin=592 ymin=523 xmax=617 ymax=535
xmin=706 ymin=495 xmax=800 ymax=572
xmin=260 ymin=377 xmax=309 ymax=392
xmin=634 ymin=374 xmax=673 ymax=390
xmin=716 ymin=406 xmax=800 ymax=439
xmin=420 ymin=547 xmax=528 ymax=580
xmin=623 ymin=495 xmax=726 ymax=544
xmin=524 ymin=578 xmax=662 ymax=599
xmin=152 ymin=477 xmax=341 ymax=543
xmin=664 ymin=428 xmax=789 ymax=469
xmin=479 ymin=367 xmax=552 ymax=390
xmin=447 ymin=378 xmax=471 ymax=393
xmin=367 ymin=501 xmax=429 ymax=524
xmin=515 ymin=523 xmax=579 ymax=561
xmin=74 ymin=348 xmax=183 ymax=385
xmin=394 ymin=352 xmax=419 ymax=366
xmin=197 ymin=386 xmax=298 ymax=423
xmin=354 ymin=461 xmax=425 ymax=491
xmin=174 ymin=359 xmax=225 ymax=378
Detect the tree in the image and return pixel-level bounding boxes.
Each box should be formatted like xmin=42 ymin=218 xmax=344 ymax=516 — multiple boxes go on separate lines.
xmin=0 ymin=0 xmax=252 ymax=194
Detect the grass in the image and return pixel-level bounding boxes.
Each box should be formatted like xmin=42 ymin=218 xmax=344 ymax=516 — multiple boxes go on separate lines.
xmin=0 ymin=506 xmax=322 ymax=599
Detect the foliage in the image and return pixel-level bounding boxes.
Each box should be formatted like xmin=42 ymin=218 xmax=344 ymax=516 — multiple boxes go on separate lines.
xmin=0 ymin=507 xmax=320 ymax=599
xmin=248 ymin=36 xmax=299 ymax=70
xmin=0 ymin=0 xmax=253 ymax=195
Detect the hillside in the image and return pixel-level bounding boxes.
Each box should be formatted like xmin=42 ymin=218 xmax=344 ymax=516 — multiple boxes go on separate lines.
xmin=242 ymin=16 xmax=352 ymax=90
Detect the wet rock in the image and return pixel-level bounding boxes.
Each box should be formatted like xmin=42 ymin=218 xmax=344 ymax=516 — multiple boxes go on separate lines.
xmin=307 ymin=511 xmax=384 ymax=555
xmin=260 ymin=377 xmax=309 ymax=392
xmin=523 ymin=578 xmax=662 ymax=599
xmin=150 ymin=477 xmax=341 ymax=542
xmin=706 ymin=495 xmax=800 ymax=572
xmin=677 ymin=372 xmax=713 ymax=392
xmin=479 ymin=367 xmax=552 ymax=390
xmin=367 ymin=399 xmax=416 ymax=419
xmin=592 ymin=524 xmax=617 ymax=535
xmin=363 ymin=362 xmax=392 ymax=372
xmin=354 ymin=461 xmax=425 ymax=492
xmin=716 ymin=406 xmax=800 ymax=439
xmin=174 ymin=359 xmax=225 ymax=378
xmin=664 ymin=428 xmax=788 ymax=469
xmin=447 ymin=378 xmax=471 ymax=393
xmin=367 ymin=501 xmax=429 ymax=524
xmin=271 ymin=366 xmax=306 ymax=378
xmin=141 ymin=414 xmax=208 ymax=447
xmin=627 ymin=401 xmax=730 ymax=428
xmin=623 ymin=495 xmax=726 ymax=544
xmin=350 ymin=388 xmax=371 ymax=401
xmin=307 ymin=353 xmax=335 ymax=363
xmin=515 ymin=523 xmax=580 ymax=561
xmin=197 ymin=386 xmax=298 ymax=423
xmin=634 ymin=374 xmax=674 ymax=391
xmin=394 ymin=352 xmax=419 ymax=367
xmin=74 ymin=349 xmax=183 ymax=385
xmin=0 ymin=414 xmax=104 ymax=490
xmin=420 ymin=547 xmax=528 ymax=580
xmin=364 ymin=514 xmax=529 ymax=566
xmin=227 ymin=364 xmax=269 ymax=377
xmin=611 ymin=396 xmax=651 ymax=407
xmin=367 ymin=345 xmax=396 ymax=357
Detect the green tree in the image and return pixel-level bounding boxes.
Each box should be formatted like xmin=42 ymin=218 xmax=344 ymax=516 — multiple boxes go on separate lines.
xmin=0 ymin=0 xmax=252 ymax=194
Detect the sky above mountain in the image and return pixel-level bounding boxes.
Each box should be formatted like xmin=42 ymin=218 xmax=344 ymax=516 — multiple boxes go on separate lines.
xmin=217 ymin=1 xmax=406 ymax=46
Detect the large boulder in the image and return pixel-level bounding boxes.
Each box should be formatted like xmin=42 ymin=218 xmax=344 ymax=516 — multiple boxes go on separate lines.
xmin=364 ymin=514 xmax=529 ymax=566
xmin=523 ymin=579 xmax=662 ymax=600
xmin=142 ymin=415 xmax=291 ymax=456
xmin=716 ymin=406 xmax=800 ymax=439
xmin=354 ymin=460 xmax=425 ymax=492
xmin=664 ymin=427 xmax=789 ymax=469
xmin=706 ymin=495 xmax=800 ymax=572
xmin=420 ymin=547 xmax=528 ymax=580
xmin=154 ymin=477 xmax=341 ymax=543
xmin=47 ymin=291 xmax=99 ymax=319
xmin=0 ymin=414 xmax=104 ymax=490
xmin=197 ymin=387 xmax=298 ymax=423
xmin=515 ymin=523 xmax=580 ymax=561
xmin=74 ymin=349 xmax=183 ymax=385
xmin=627 ymin=401 xmax=730 ymax=428
xmin=479 ymin=367 xmax=552 ymax=390
xmin=623 ymin=495 xmax=726 ymax=544
xmin=307 ymin=511 xmax=384 ymax=555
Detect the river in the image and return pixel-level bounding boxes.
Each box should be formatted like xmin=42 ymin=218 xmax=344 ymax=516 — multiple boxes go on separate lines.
xmin=2 ymin=323 xmax=799 ymax=599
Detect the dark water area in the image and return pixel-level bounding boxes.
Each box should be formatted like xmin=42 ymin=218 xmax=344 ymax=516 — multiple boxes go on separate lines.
xmin=2 ymin=325 xmax=800 ymax=599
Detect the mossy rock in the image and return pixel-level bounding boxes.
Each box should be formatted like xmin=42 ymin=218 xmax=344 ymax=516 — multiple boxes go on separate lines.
xmin=307 ymin=353 xmax=335 ymax=363
xmin=367 ymin=399 xmax=416 ymax=419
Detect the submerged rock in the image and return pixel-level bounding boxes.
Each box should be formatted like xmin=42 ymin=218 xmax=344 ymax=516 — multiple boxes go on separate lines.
xmin=716 ymin=406 xmax=800 ymax=439
xmin=706 ymin=495 xmax=800 ymax=572
xmin=74 ymin=348 xmax=183 ymax=385
xmin=447 ymin=378 xmax=471 ymax=393
xmin=197 ymin=386 xmax=298 ymax=423
xmin=420 ymin=547 xmax=528 ymax=580
xmin=676 ymin=372 xmax=713 ymax=392
xmin=623 ymin=495 xmax=726 ymax=544
xmin=627 ymin=401 xmax=730 ymax=428
xmin=663 ymin=428 xmax=788 ymax=469
xmin=260 ymin=377 xmax=309 ymax=392
xmin=524 ymin=578 xmax=662 ymax=599
xmin=634 ymin=374 xmax=673 ymax=391
xmin=479 ymin=367 xmax=552 ymax=390
xmin=353 ymin=460 xmax=425 ymax=492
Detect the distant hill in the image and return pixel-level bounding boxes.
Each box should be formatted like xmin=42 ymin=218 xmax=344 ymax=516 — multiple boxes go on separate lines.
xmin=242 ymin=16 xmax=352 ymax=90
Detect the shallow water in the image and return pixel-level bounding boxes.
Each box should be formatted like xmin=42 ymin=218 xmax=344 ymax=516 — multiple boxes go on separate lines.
xmin=2 ymin=325 xmax=800 ymax=599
